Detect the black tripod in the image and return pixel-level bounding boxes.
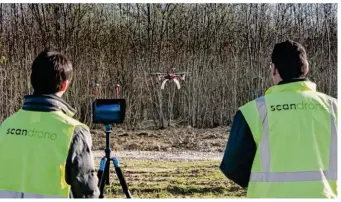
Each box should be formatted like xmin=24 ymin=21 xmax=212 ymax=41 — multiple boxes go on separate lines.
xmin=97 ymin=124 xmax=132 ymax=198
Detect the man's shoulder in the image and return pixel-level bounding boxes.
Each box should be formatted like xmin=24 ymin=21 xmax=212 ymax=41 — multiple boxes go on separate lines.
xmin=73 ymin=124 xmax=91 ymax=137
xmin=71 ymin=124 xmax=93 ymax=147
xmin=0 ymin=110 xmax=23 ymax=127
xmin=56 ymin=114 xmax=91 ymax=144
xmin=238 ymin=96 xmax=264 ymax=111
xmin=321 ymin=93 xmax=337 ymax=103
xmin=313 ymin=91 xmax=338 ymax=106
xmin=57 ymin=113 xmax=89 ymax=130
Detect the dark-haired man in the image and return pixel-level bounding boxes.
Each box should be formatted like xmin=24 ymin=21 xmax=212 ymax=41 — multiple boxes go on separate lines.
xmin=220 ymin=40 xmax=337 ymax=198
xmin=0 ymin=50 xmax=100 ymax=198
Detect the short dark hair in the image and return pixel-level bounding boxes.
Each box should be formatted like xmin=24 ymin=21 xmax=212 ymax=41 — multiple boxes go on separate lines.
xmin=271 ymin=40 xmax=309 ymax=80
xmin=31 ymin=50 xmax=73 ymax=94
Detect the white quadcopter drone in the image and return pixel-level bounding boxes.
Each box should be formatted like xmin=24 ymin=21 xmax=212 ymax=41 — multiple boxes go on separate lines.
xmin=150 ymin=68 xmax=188 ymax=90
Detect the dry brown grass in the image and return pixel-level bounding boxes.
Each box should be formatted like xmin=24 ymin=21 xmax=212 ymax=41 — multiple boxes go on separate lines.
xmin=91 ymin=126 xmax=230 ymax=152
xmin=97 ymin=160 xmax=246 ymax=198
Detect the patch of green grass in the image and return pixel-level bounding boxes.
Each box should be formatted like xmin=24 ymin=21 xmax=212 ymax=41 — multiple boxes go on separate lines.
xmin=97 ymin=160 xmax=246 ymax=198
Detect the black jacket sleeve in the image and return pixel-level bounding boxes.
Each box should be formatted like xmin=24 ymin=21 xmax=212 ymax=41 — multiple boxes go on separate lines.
xmin=219 ymin=110 xmax=256 ymax=188
xmin=65 ymin=126 xmax=100 ymax=198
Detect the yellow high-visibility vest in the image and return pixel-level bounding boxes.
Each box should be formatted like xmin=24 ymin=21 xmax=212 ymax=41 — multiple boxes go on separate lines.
xmin=240 ymin=81 xmax=337 ymax=198
xmin=0 ymin=109 xmax=88 ymax=198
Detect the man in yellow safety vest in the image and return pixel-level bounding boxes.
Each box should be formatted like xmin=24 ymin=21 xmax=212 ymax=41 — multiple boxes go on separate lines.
xmin=220 ymin=40 xmax=337 ymax=198
xmin=0 ymin=50 xmax=100 ymax=198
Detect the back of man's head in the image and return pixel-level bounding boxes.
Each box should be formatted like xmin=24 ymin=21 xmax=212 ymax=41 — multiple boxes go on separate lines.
xmin=31 ymin=50 xmax=73 ymax=94
xmin=271 ymin=40 xmax=309 ymax=81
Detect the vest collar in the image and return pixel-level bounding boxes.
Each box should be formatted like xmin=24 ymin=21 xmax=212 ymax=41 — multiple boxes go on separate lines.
xmin=265 ymin=78 xmax=317 ymax=95
xmin=277 ymin=77 xmax=309 ymax=85
xmin=23 ymin=94 xmax=77 ymax=117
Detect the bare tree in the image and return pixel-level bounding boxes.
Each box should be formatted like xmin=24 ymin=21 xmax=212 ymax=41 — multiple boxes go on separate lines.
xmin=0 ymin=3 xmax=337 ymax=129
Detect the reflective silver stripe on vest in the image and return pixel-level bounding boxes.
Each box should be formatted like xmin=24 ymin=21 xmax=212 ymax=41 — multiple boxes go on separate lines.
xmin=329 ymin=100 xmax=337 ymax=180
xmin=255 ymin=97 xmax=270 ymax=173
xmin=0 ymin=190 xmax=67 ymax=198
xmin=250 ymin=170 xmax=337 ymax=182
xmin=250 ymin=97 xmax=337 ymax=182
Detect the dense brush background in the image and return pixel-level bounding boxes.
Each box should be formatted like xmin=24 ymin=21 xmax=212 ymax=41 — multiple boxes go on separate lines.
xmin=0 ymin=3 xmax=337 ymax=129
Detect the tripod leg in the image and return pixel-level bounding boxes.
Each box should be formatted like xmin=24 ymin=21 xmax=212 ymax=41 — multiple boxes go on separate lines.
xmin=97 ymin=157 xmax=107 ymax=198
xmin=105 ymin=158 xmax=110 ymax=185
xmin=104 ymin=129 xmax=111 ymax=186
xmin=98 ymin=126 xmax=113 ymax=198
xmin=112 ymin=158 xmax=132 ymax=199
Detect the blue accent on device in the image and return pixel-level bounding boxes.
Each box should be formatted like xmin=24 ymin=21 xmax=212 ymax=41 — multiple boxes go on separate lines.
xmin=105 ymin=124 xmax=111 ymax=132
xmin=112 ymin=157 xmax=119 ymax=168
xmin=99 ymin=157 xmax=107 ymax=171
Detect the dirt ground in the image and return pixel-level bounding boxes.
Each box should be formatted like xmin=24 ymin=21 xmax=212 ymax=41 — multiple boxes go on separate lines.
xmin=91 ymin=126 xmax=230 ymax=154
xmin=90 ymin=126 xmax=244 ymax=198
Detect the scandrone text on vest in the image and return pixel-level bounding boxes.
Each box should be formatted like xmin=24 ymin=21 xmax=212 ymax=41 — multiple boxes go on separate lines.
xmin=6 ymin=128 xmax=57 ymax=140
xmin=270 ymin=102 xmax=324 ymax=111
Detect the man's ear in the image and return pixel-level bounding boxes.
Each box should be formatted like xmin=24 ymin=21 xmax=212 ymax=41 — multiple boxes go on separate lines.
xmin=302 ymin=61 xmax=309 ymax=76
xmin=272 ymin=66 xmax=277 ymax=77
xmin=60 ymin=80 xmax=69 ymax=92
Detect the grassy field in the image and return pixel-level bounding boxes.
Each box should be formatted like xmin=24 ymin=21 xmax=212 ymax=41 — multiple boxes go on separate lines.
xmin=100 ymin=160 xmax=246 ymax=198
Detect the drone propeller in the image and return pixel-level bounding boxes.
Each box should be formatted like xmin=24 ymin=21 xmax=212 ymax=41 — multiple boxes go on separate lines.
xmin=174 ymin=72 xmax=189 ymax=75
xmin=150 ymin=73 xmax=166 ymax=75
